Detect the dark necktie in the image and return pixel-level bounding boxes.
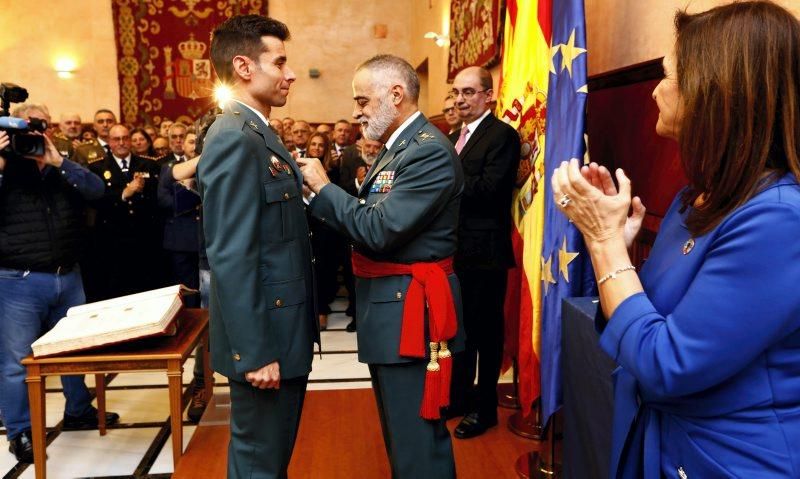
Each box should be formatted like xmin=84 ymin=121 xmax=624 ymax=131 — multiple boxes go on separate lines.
xmin=298 ymin=149 xmax=306 ymax=157
xmin=104 ymin=144 xmax=111 ymax=156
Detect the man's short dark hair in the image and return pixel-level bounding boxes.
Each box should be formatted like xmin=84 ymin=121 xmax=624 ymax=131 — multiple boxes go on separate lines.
xmin=210 ymin=15 xmax=290 ymax=83
xmin=94 ymin=108 xmax=115 ymax=119
xmin=335 ymin=119 xmax=350 ymax=126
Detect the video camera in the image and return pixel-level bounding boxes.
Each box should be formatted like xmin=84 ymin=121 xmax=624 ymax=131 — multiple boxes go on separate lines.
xmin=0 ymin=83 xmax=46 ymax=156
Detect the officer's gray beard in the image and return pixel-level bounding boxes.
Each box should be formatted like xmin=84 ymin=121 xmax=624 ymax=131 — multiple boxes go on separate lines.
xmin=362 ymin=95 xmax=398 ymax=141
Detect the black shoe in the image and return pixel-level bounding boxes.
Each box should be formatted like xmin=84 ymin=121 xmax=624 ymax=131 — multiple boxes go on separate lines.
xmin=345 ymin=305 xmax=355 ymax=317
xmin=187 ymin=387 xmax=208 ymax=424
xmin=454 ymin=412 xmax=498 ymax=439
xmin=8 ymin=430 xmax=34 ymax=464
xmin=345 ymin=319 xmax=357 ymax=332
xmin=63 ymin=407 xmax=120 ymax=430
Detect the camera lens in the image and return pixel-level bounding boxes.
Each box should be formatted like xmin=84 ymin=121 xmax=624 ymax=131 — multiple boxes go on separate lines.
xmin=12 ymin=134 xmax=44 ymax=156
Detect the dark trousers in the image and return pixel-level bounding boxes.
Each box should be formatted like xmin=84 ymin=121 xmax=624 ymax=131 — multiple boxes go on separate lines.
xmin=342 ymin=247 xmax=356 ymax=314
xmin=309 ymin=216 xmax=345 ymax=314
xmin=228 ymin=375 xmax=308 ymax=479
xmin=450 ymin=269 xmax=507 ymax=421
xmin=369 ymin=362 xmax=456 ymax=479
xmin=168 ymin=251 xmax=199 ymax=307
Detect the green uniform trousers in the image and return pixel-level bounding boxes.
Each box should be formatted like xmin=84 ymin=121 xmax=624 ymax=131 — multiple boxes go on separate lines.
xmin=369 ymin=362 xmax=457 ymax=478
xmin=228 ymin=375 xmax=308 ymax=479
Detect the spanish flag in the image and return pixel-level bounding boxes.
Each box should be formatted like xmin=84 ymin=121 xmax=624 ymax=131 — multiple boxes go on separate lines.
xmin=499 ymin=0 xmax=595 ymax=422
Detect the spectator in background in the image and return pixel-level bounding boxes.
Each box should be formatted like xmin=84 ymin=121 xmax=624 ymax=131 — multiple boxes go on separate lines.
xmin=158 ymin=122 xmax=200 ymax=308
xmin=282 ymin=117 xmax=295 ymax=150
xmin=305 ymin=131 xmax=343 ymax=331
xmin=442 ymin=95 xmax=461 ymax=134
xmin=144 ymin=125 xmax=158 ymax=141
xmin=88 ymin=124 xmax=162 ymax=299
xmin=291 ymin=120 xmax=311 ymax=157
xmin=153 ymin=136 xmax=170 ymax=158
xmin=73 ymin=109 xmax=116 ymax=167
xmin=316 ymin=123 xmax=333 ymax=141
xmin=332 ymin=119 xmax=353 ymax=158
xmin=159 ymin=119 xmax=173 ymax=138
xmin=59 ymin=113 xmax=83 ymax=147
xmin=183 ymin=132 xmax=198 ymax=159
xmin=130 ymin=127 xmax=158 ymax=159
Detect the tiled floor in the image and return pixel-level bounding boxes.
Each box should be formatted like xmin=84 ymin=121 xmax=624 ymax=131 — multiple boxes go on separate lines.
xmin=1 ymin=298 xmax=367 ymax=479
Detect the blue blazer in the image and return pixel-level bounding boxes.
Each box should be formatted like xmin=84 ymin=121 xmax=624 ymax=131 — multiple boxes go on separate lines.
xmin=600 ymin=174 xmax=800 ymax=478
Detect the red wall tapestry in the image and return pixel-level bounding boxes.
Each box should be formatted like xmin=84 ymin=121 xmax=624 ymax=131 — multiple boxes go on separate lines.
xmin=111 ymin=0 xmax=268 ymax=128
xmin=447 ymin=0 xmax=504 ymax=82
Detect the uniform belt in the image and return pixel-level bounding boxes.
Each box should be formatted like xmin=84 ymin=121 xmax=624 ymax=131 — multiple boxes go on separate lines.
xmin=351 ymin=252 xmax=457 ymax=420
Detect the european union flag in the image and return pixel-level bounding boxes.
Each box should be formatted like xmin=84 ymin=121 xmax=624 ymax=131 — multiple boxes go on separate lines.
xmin=540 ymin=0 xmax=597 ymax=424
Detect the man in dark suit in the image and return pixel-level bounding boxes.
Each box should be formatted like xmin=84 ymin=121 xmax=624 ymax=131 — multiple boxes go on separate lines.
xmin=290 ymin=120 xmax=311 ymax=157
xmin=299 ymin=54 xmax=464 ymax=479
xmin=198 ymin=15 xmax=318 ymax=479
xmin=89 ymin=124 xmax=161 ymax=299
xmin=157 ymin=122 xmax=200 ymax=304
xmin=447 ymin=66 xmax=521 ymax=439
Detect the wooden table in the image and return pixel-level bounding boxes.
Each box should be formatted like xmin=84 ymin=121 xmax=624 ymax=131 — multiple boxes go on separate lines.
xmin=22 ymin=309 xmax=211 ymax=479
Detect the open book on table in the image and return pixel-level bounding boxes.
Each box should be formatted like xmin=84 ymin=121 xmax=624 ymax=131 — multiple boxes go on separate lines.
xmin=31 ymin=285 xmax=193 ymax=357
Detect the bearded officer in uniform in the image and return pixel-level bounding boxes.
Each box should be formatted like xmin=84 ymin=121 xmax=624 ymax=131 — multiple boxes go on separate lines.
xmin=298 ymin=54 xmax=464 ymax=478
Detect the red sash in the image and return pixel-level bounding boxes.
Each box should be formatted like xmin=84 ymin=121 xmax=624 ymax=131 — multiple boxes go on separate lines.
xmin=352 ymin=251 xmax=458 ymax=420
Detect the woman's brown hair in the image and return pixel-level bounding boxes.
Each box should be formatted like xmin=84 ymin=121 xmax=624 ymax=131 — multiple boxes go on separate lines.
xmin=676 ymin=1 xmax=800 ymax=235
xmin=306 ymin=132 xmax=335 ymax=170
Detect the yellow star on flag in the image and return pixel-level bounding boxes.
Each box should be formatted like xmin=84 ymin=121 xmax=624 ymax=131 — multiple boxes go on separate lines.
xmin=558 ymin=29 xmax=587 ymax=78
xmin=542 ymin=254 xmax=557 ymax=294
xmin=558 ymin=237 xmax=580 ymax=283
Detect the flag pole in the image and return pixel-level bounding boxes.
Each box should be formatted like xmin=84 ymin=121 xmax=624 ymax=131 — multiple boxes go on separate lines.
xmin=508 ymin=396 xmax=544 ymax=440
xmin=498 ymin=359 xmax=521 ymax=409
xmin=514 ymin=412 xmax=562 ymax=478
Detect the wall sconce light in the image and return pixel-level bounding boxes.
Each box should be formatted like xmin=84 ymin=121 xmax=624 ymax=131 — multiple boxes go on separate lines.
xmin=424 ymin=32 xmax=449 ymax=48
xmin=54 ymin=57 xmax=77 ymax=79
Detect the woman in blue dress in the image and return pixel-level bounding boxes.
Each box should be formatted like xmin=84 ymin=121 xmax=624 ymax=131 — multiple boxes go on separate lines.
xmin=552 ymin=1 xmax=800 ymax=477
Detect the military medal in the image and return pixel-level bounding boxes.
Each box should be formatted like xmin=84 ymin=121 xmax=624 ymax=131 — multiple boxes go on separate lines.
xmin=371 ymin=170 xmax=395 ymax=193
xmin=268 ymin=166 xmax=279 ymax=177
xmin=248 ymin=120 xmax=259 ymax=130
xmin=682 ymin=238 xmax=695 ymax=255
xmin=103 ymin=171 xmax=111 ymax=180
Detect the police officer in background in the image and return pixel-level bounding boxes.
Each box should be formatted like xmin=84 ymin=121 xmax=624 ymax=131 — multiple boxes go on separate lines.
xmin=72 ymin=109 xmax=116 ymax=167
xmin=0 ymin=104 xmax=119 ymax=464
xmin=88 ymin=124 xmax=161 ymax=299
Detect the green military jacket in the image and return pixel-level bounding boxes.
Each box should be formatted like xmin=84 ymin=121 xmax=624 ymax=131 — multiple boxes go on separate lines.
xmin=198 ymin=103 xmax=318 ymax=382
xmin=311 ymin=113 xmax=466 ymax=364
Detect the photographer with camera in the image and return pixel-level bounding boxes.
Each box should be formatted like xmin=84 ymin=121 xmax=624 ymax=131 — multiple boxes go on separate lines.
xmin=0 ymin=101 xmax=119 ymax=464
